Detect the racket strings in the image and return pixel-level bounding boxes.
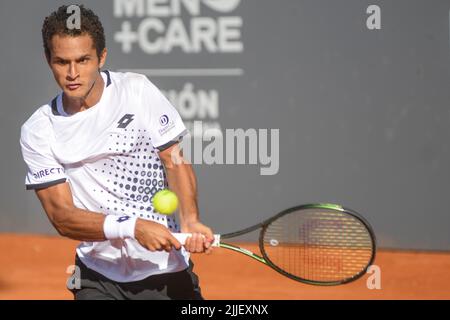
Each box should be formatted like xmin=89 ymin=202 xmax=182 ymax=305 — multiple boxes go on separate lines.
xmin=262 ymin=209 xmax=373 ymax=283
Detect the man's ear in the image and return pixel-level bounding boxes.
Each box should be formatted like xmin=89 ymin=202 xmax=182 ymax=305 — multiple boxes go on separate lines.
xmin=98 ymin=48 xmax=107 ymax=69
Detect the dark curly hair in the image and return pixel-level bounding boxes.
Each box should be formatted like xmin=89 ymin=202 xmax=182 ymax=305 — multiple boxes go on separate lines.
xmin=42 ymin=5 xmax=105 ymax=60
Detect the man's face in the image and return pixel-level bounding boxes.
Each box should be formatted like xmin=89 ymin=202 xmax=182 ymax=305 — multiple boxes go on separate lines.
xmin=47 ymin=34 xmax=106 ymax=99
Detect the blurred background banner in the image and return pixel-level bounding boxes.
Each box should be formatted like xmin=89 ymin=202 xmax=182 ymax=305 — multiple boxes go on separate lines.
xmin=1 ymin=0 xmax=450 ymax=250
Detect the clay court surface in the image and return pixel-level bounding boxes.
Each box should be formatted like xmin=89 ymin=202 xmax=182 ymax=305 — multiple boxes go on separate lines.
xmin=0 ymin=234 xmax=449 ymax=300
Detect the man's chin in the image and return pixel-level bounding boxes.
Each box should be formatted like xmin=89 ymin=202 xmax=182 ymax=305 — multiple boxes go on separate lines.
xmin=63 ymin=90 xmax=85 ymax=100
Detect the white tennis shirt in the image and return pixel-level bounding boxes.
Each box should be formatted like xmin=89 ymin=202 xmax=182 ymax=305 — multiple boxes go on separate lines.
xmin=20 ymin=71 xmax=191 ymax=282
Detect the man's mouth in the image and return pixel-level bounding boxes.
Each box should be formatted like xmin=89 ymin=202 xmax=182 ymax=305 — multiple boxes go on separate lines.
xmin=66 ymin=84 xmax=81 ymax=91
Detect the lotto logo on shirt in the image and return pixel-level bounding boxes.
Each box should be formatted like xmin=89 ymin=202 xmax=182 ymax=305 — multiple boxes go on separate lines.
xmin=117 ymin=114 xmax=135 ymax=128
xmin=33 ymin=168 xmax=64 ymax=179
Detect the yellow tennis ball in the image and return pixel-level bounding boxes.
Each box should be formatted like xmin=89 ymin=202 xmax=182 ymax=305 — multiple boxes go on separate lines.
xmin=152 ymin=189 xmax=179 ymax=215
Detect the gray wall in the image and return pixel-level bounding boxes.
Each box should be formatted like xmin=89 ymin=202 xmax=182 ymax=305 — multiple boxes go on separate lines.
xmin=1 ymin=0 xmax=449 ymax=250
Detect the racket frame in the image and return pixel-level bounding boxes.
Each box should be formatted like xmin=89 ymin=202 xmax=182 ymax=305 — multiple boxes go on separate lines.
xmin=177 ymin=203 xmax=377 ymax=286
xmin=256 ymin=203 xmax=377 ymax=285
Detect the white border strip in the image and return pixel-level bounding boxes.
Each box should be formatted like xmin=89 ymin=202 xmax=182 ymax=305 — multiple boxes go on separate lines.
xmin=117 ymin=68 xmax=244 ymax=77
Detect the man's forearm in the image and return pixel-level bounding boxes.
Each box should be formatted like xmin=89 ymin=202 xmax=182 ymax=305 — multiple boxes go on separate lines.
xmin=52 ymin=207 xmax=107 ymax=242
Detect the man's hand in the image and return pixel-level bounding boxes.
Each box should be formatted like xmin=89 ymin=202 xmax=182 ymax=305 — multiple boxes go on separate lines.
xmin=181 ymin=220 xmax=214 ymax=254
xmin=134 ymin=219 xmax=182 ymax=252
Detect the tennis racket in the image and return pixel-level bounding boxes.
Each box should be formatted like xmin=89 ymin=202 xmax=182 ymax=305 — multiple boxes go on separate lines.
xmin=174 ymin=203 xmax=376 ymax=286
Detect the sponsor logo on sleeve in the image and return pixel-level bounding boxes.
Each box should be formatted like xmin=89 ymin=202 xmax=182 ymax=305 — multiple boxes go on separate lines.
xmin=158 ymin=114 xmax=176 ymax=136
xmin=159 ymin=115 xmax=169 ymax=126
xmin=33 ymin=168 xmax=65 ymax=180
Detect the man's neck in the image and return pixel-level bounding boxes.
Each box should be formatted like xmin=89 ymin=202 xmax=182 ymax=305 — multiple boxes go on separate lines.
xmin=62 ymin=73 xmax=105 ymax=115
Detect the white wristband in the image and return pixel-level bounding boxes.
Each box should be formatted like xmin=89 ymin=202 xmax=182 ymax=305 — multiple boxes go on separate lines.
xmin=103 ymin=215 xmax=138 ymax=240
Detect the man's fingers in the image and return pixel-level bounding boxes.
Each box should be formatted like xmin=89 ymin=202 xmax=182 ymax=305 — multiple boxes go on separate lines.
xmin=188 ymin=234 xmax=196 ymax=252
xmin=167 ymin=233 xmax=182 ymax=250
xmin=185 ymin=234 xmax=195 ymax=252
xmin=181 ymin=231 xmax=215 ymax=253
xmin=186 ymin=233 xmax=207 ymax=253
xmin=201 ymin=228 xmax=214 ymax=247
xmin=191 ymin=233 xmax=203 ymax=253
xmin=196 ymin=233 xmax=205 ymax=252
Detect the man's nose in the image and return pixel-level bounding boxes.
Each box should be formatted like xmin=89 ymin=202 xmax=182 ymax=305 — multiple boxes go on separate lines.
xmin=67 ymin=62 xmax=79 ymax=80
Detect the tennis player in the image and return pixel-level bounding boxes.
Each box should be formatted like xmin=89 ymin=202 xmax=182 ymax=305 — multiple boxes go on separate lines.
xmin=19 ymin=5 xmax=214 ymax=300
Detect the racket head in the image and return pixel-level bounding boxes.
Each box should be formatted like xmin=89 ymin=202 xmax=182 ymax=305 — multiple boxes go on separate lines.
xmin=258 ymin=204 xmax=376 ymax=286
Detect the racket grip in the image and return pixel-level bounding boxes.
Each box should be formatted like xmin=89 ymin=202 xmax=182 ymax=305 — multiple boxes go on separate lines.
xmin=173 ymin=233 xmax=221 ymax=247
